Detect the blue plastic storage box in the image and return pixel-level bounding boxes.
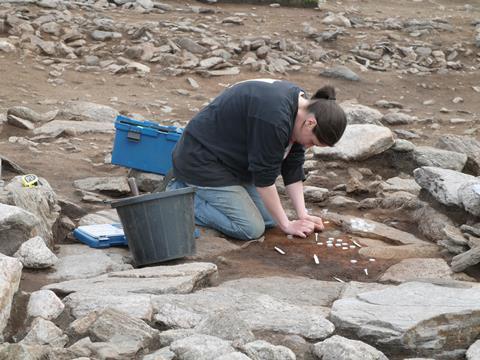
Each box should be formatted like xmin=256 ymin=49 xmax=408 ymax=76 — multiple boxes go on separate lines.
xmin=73 ymin=223 xmax=128 ymax=249
xmin=111 ymin=115 xmax=183 ymax=175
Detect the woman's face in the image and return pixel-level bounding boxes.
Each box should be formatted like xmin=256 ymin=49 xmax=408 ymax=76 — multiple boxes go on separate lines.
xmin=296 ymin=115 xmax=325 ymax=149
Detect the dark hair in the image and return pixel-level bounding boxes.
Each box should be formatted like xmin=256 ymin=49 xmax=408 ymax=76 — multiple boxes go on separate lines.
xmin=307 ymin=85 xmax=347 ymax=147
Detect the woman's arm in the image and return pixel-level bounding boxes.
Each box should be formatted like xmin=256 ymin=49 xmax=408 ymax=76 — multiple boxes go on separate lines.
xmin=256 ymin=184 xmax=315 ymax=237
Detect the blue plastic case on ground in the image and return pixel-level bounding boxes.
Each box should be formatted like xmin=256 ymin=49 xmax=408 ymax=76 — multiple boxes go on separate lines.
xmin=111 ymin=115 xmax=183 ymax=175
xmin=73 ymin=224 xmax=200 ymax=249
xmin=73 ymin=223 xmax=128 ymax=249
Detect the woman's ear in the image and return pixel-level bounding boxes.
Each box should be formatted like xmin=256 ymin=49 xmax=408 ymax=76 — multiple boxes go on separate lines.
xmin=306 ymin=115 xmax=317 ymax=129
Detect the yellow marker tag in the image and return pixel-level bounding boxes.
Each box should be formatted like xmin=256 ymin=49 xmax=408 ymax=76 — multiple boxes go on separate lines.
xmin=21 ymin=174 xmax=39 ymax=188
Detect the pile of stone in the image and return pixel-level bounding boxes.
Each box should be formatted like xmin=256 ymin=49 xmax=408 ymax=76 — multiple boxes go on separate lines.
xmin=0 ymin=1 xmax=478 ymax=84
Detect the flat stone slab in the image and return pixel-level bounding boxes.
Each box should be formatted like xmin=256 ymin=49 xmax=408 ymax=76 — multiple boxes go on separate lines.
xmin=330 ymin=281 xmax=480 ymax=358
xmin=45 ymin=244 xmax=132 ymax=281
xmin=414 ymin=166 xmax=478 ymax=207
xmin=379 ymin=258 xmax=453 ymax=283
xmin=219 ymin=276 xmax=344 ymax=307
xmin=45 ymin=262 xmax=218 ymax=296
xmin=152 ymin=277 xmax=336 ymax=340
xmin=33 ymin=120 xmax=114 ymax=136
xmin=60 ymin=101 xmax=119 ymax=123
xmin=323 ymin=212 xmax=433 ymax=246
xmin=46 ymin=263 xmax=218 ymax=321
xmin=313 ymin=124 xmax=394 ymax=161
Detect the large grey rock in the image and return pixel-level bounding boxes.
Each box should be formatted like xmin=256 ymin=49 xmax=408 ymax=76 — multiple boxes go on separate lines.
xmin=68 ymin=308 xmax=159 ymax=356
xmin=129 ymin=170 xmax=164 ymax=192
xmin=216 ymin=353 xmax=252 ymax=360
xmin=242 ymin=340 xmax=295 ymax=360
xmin=175 ymin=38 xmax=208 ymax=54
xmin=380 ymin=177 xmax=421 ymax=195
xmin=358 ymin=244 xmax=440 ymax=260
xmin=46 ymin=244 xmax=132 ymax=281
xmin=467 ymin=340 xmax=480 ymax=360
xmin=320 ymin=66 xmax=360 ymax=81
xmin=0 ymin=39 xmax=15 ymax=53
xmin=0 ymin=343 xmax=81 ymax=359
xmin=46 ymin=262 xmax=217 ymax=296
xmin=381 ymin=112 xmax=416 ymax=125
xmin=21 ymin=318 xmax=68 ymax=347
xmin=219 ymin=277 xmax=343 ymax=307
xmin=78 ymin=209 xmax=120 ymax=226
xmin=458 ymin=182 xmax=480 ymax=216
xmin=0 ymin=255 xmax=22 ymax=336
xmin=7 ymin=106 xmax=57 ymax=123
xmin=0 ymin=203 xmax=39 ymax=256
xmin=313 ymin=125 xmax=394 ymax=161
xmin=304 ymin=186 xmax=329 ymax=202
xmin=330 ymin=281 xmax=480 ymax=358
xmin=436 ymin=134 xmax=480 ymax=175
xmin=14 ymin=236 xmax=57 ymax=269
xmin=313 ymin=335 xmax=388 ymax=360
xmin=379 ymin=258 xmax=453 ymax=283
xmin=194 ymin=311 xmax=255 ymax=344
xmin=413 ymin=146 xmax=467 ymax=171
xmin=152 ymin=278 xmax=335 ymax=340
xmin=323 ymin=212 xmax=432 ymax=246
xmin=414 ymin=166 xmax=479 ymax=207
xmin=169 ymin=334 xmax=235 ymax=360
xmin=5 ymin=176 xmax=59 ymax=248
xmin=73 ymin=176 xmax=130 ymax=195
xmin=90 ymin=30 xmax=122 ymax=41
xmin=33 ymin=120 xmax=115 ymax=136
xmin=159 ymin=329 xmax=197 ymax=347
xmin=27 ymin=290 xmax=65 ymax=321
xmin=47 ymin=263 xmax=217 ymax=320
xmin=340 ymin=102 xmax=383 ymax=125
xmin=68 ymin=336 xmax=122 ymax=359
xmin=143 ymin=346 xmax=176 ymax=360
xmin=60 ymin=101 xmax=118 ymax=122
xmin=6 ymin=114 xmax=34 ymax=130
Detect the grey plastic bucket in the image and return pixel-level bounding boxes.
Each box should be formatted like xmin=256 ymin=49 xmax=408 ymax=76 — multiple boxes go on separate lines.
xmin=111 ymin=187 xmax=196 ymax=266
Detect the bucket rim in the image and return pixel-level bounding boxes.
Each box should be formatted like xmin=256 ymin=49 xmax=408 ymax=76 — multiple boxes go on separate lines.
xmin=110 ymin=187 xmax=195 ymax=208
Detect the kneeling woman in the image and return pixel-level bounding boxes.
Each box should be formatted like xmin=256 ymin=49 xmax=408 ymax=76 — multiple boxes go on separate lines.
xmin=168 ymin=79 xmax=347 ymax=240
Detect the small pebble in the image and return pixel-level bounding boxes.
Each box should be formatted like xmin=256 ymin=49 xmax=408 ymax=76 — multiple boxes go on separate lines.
xmin=287 ymin=235 xmax=293 ymax=240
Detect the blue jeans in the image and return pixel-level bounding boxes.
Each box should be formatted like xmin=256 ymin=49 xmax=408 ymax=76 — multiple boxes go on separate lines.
xmin=167 ymin=179 xmax=276 ymax=240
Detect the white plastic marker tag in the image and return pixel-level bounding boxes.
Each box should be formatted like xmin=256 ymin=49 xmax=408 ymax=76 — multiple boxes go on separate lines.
xmin=364 ymin=268 xmax=369 ymax=275
xmin=369 ymin=258 xmax=376 ymax=262
xmin=350 ymin=259 xmax=358 ymax=264
xmin=333 ymin=277 xmax=345 ymax=283
xmin=315 ymin=233 xmax=318 ymax=242
xmin=314 ymin=254 xmax=319 ymax=264
xmin=352 ymin=240 xmax=362 ymax=248
xmin=274 ymin=246 xmax=286 ymax=255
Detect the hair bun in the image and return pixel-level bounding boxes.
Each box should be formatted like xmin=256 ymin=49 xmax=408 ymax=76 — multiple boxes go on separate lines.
xmin=312 ymin=85 xmax=336 ymax=100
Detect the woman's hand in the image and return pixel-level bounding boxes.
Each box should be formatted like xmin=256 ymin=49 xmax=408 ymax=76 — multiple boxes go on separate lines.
xmin=298 ymin=214 xmax=325 ymax=232
xmin=280 ymin=219 xmax=315 ymax=238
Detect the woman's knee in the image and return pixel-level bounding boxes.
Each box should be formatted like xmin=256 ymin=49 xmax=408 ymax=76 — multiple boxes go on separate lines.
xmin=236 ymin=217 xmax=265 ymax=240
